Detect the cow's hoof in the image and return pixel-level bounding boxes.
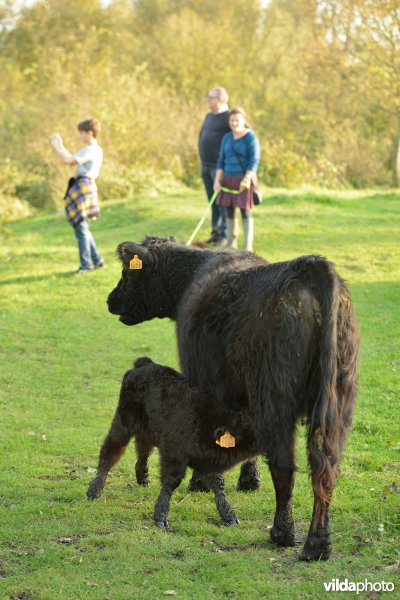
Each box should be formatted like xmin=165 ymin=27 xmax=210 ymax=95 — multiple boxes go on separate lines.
xmin=155 ymin=519 xmax=169 ymax=529
xmin=270 ymin=525 xmax=295 ymax=547
xmin=188 ymin=477 xmax=210 ymax=492
xmin=236 ymin=478 xmax=260 ymax=492
xmin=224 ymin=516 xmax=240 ymax=526
xmin=300 ymin=535 xmax=331 ymax=561
xmin=86 ymin=480 xmax=101 ymax=500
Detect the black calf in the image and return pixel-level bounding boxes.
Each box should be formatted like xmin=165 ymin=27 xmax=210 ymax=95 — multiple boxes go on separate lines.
xmin=87 ymin=357 xmax=259 ymax=527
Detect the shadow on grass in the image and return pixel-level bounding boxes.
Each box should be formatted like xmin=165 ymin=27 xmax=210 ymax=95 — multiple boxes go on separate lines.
xmin=6 ymin=200 xmax=196 ymax=246
xmin=266 ymin=193 xmax=340 ymax=206
xmin=6 ymin=201 xmax=147 ymax=237
xmin=0 ymin=270 xmax=77 ymax=286
xmin=350 ymin=280 xmax=400 ymax=303
xmin=265 ymin=190 xmax=400 ymax=208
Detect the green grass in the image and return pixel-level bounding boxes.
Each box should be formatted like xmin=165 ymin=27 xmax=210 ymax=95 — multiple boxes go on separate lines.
xmin=0 ymin=187 xmax=399 ymax=599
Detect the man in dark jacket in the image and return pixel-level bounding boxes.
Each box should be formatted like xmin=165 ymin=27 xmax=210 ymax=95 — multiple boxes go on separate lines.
xmin=198 ymin=87 xmax=231 ymax=246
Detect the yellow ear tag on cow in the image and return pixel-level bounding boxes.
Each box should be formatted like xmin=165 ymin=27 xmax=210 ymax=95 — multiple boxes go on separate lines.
xmin=129 ymin=255 xmax=143 ymax=270
xmin=216 ymin=432 xmax=236 ymax=448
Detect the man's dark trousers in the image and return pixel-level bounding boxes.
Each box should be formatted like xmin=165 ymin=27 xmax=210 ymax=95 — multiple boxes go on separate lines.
xmin=201 ymin=164 xmax=226 ymax=239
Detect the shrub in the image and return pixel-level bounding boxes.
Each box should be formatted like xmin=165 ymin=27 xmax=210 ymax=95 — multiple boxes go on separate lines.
xmin=15 ymin=172 xmax=52 ymax=208
xmin=97 ymin=164 xmax=183 ymax=201
xmin=260 ymin=141 xmax=347 ymax=189
xmin=0 ymin=159 xmax=33 ymax=222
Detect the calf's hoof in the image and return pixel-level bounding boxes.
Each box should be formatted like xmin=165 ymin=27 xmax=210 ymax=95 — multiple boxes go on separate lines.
xmin=223 ymin=516 xmax=240 ymax=526
xmin=86 ymin=479 xmax=102 ymax=500
xmin=136 ymin=477 xmax=149 ymax=487
xmin=300 ymin=534 xmax=332 ymax=561
xmin=270 ymin=524 xmax=295 ymax=547
xmin=188 ymin=476 xmax=210 ymax=492
xmin=155 ymin=518 xmax=169 ymax=529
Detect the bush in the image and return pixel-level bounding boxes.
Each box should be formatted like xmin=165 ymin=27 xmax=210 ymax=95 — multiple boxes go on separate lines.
xmin=0 ymin=195 xmax=32 ymax=222
xmin=15 ymin=173 xmax=51 ymax=208
xmin=260 ymin=141 xmax=347 ymax=189
xmin=97 ymin=164 xmax=184 ymax=200
xmin=0 ymin=159 xmax=33 ymax=222
xmin=0 ymin=158 xmax=53 ymax=214
xmin=0 ymin=157 xmax=187 ymax=223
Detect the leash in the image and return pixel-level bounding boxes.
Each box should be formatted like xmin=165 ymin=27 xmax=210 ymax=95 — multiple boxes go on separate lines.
xmin=185 ymin=186 xmax=242 ymax=246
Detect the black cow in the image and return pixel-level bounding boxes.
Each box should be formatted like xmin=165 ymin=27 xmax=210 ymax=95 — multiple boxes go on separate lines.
xmin=107 ymin=237 xmax=359 ymax=560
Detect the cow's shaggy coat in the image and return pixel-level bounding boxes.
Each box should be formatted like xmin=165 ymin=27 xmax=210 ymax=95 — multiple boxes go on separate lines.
xmin=106 ymin=237 xmax=359 ymax=560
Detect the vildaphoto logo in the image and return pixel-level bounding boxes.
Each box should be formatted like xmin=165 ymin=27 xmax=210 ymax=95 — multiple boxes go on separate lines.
xmin=323 ymin=579 xmax=395 ymax=594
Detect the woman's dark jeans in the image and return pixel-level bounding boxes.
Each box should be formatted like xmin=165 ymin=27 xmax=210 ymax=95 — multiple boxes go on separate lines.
xmin=201 ymin=164 xmax=226 ymax=239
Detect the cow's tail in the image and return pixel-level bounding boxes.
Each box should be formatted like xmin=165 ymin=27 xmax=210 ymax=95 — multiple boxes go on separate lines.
xmin=303 ymin=258 xmax=345 ymax=529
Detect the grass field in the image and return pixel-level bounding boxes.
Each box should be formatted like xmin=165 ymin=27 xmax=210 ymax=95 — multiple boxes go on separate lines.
xmin=0 ymin=188 xmax=399 ymax=599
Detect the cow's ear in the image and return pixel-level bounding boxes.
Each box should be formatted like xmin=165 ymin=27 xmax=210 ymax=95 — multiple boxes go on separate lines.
xmin=117 ymin=241 xmax=152 ymax=270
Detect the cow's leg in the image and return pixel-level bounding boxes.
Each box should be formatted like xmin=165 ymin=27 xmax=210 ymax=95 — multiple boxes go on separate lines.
xmin=237 ymin=459 xmax=261 ymax=491
xmin=87 ymin=413 xmax=131 ymax=500
xmin=268 ymin=431 xmax=296 ymax=547
xmin=154 ymin=456 xmax=187 ymax=528
xmin=134 ymin=433 xmax=153 ymax=486
xmin=301 ymin=494 xmax=332 ymax=561
xmin=300 ymin=428 xmax=338 ymax=561
xmin=203 ymin=473 xmax=240 ymax=526
xmin=301 ymin=304 xmax=358 ymax=561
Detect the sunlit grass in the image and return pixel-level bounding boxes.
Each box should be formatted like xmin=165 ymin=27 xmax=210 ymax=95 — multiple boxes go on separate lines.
xmin=0 ymin=187 xmax=399 ymax=599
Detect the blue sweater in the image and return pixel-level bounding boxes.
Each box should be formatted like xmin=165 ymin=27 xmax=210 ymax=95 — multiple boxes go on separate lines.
xmin=216 ymin=130 xmax=260 ymax=175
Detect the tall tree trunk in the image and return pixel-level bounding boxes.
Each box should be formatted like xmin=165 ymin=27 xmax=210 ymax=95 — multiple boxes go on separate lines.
xmin=392 ymin=114 xmax=400 ymax=188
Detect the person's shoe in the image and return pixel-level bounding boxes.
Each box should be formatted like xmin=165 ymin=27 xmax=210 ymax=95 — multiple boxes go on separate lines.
xmin=215 ymin=236 xmax=227 ymax=247
xmin=94 ymin=260 xmax=105 ymax=268
xmin=205 ymin=231 xmax=219 ymax=244
xmin=76 ymin=267 xmax=93 ymax=274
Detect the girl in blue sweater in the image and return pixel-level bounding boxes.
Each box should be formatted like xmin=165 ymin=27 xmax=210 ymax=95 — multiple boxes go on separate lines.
xmin=214 ymin=108 xmax=260 ymax=251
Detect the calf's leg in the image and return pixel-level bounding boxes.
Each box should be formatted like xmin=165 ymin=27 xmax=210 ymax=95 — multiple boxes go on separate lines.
xmin=237 ymin=459 xmax=261 ymax=491
xmin=203 ymin=473 xmax=240 ymax=525
xmin=154 ymin=456 xmax=187 ymax=528
xmin=135 ymin=433 xmax=154 ymax=486
xmin=87 ymin=413 xmax=131 ymax=500
xmin=190 ymin=459 xmax=261 ymax=493
xmin=188 ymin=470 xmax=212 ymax=492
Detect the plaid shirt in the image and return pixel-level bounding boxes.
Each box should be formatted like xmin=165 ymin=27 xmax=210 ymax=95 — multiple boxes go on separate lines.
xmin=64 ymin=177 xmax=100 ymax=228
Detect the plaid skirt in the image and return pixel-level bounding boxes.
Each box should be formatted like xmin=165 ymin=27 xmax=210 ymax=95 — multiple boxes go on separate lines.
xmin=64 ymin=177 xmax=100 ymax=228
xmin=216 ymin=175 xmax=254 ymax=210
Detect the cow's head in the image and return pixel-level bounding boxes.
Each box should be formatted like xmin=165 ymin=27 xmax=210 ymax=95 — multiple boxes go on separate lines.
xmin=107 ymin=236 xmax=181 ymax=325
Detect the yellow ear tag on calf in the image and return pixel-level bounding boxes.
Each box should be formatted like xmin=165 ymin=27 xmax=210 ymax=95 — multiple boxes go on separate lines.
xmin=216 ymin=432 xmax=236 ymax=448
xmin=129 ymin=255 xmax=143 ymax=270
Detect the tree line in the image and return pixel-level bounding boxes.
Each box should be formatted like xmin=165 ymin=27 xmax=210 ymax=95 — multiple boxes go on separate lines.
xmin=0 ymin=0 xmax=399 ymax=213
